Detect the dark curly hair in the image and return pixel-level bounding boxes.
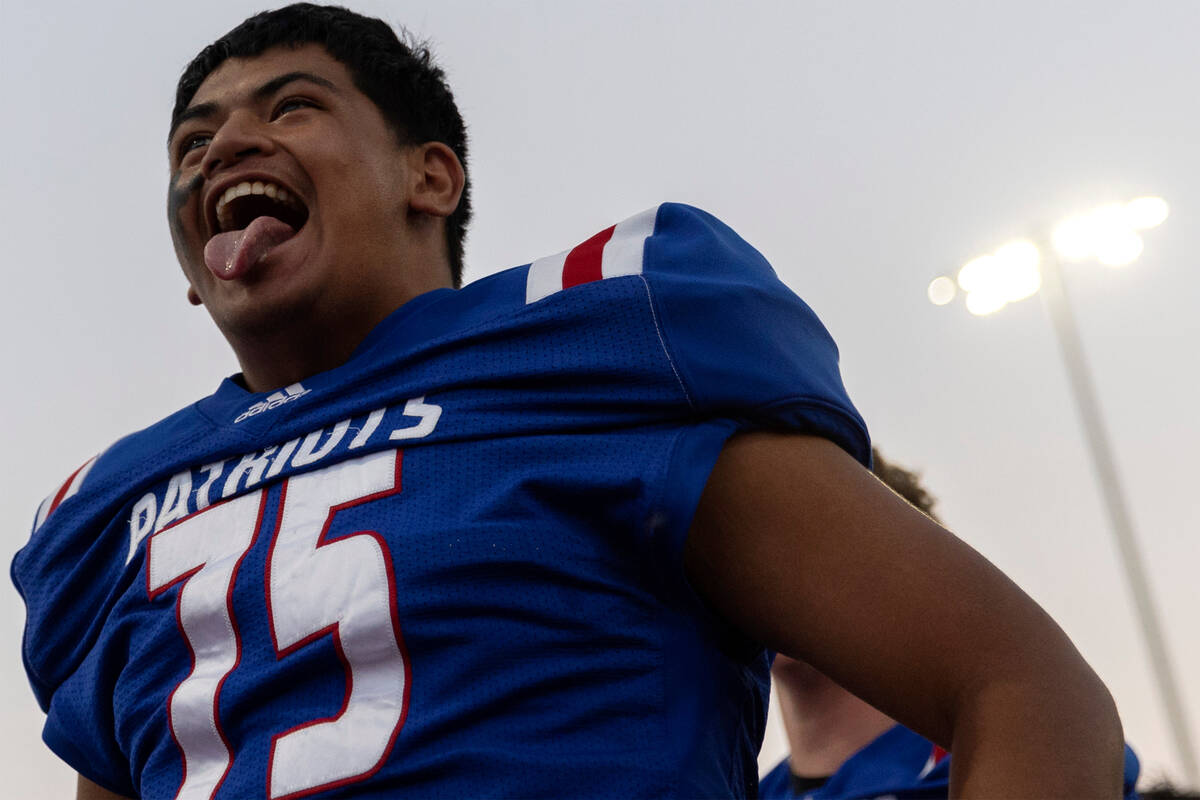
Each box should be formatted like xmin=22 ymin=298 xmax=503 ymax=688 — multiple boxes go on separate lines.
xmin=871 ymin=447 xmax=940 ymax=523
xmin=1139 ymin=781 xmax=1200 ymax=800
xmin=172 ymin=3 xmax=471 ymax=286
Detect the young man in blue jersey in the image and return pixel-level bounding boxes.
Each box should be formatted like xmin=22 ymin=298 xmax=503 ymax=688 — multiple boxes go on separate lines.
xmin=15 ymin=5 xmax=1126 ymax=799
xmin=759 ymin=450 xmax=1142 ymax=800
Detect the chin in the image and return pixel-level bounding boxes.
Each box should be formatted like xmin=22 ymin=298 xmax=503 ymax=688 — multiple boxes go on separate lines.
xmin=213 ymin=281 xmax=324 ymax=341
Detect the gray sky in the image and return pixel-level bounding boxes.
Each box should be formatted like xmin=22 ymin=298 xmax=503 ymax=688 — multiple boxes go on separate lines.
xmin=3 ymin=1 xmax=1197 ymax=794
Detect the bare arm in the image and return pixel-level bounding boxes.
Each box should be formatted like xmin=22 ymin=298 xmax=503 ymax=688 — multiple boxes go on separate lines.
xmin=684 ymin=431 xmax=1123 ymax=797
xmin=77 ymin=775 xmax=133 ymax=800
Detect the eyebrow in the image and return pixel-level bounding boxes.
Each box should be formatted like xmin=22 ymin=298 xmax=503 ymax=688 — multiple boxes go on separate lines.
xmin=168 ymin=71 xmax=339 ymax=144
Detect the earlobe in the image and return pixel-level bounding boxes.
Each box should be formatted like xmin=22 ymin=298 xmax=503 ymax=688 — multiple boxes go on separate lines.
xmin=408 ymin=142 xmax=464 ymax=219
xmin=187 ymin=286 xmax=203 ymax=306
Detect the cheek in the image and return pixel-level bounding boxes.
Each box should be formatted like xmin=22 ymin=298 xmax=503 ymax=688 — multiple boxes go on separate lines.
xmin=167 ymin=173 xmax=204 ymax=247
xmin=327 ymin=163 xmax=406 ymax=227
xmin=302 ymin=126 xmax=409 ymax=232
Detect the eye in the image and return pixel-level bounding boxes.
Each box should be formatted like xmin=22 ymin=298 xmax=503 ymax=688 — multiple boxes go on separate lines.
xmin=176 ymin=133 xmax=212 ymax=161
xmin=272 ymin=97 xmax=316 ymax=119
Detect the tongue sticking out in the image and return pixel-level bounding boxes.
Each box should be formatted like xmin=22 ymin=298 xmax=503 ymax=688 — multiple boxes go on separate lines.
xmin=204 ymin=215 xmax=298 ymax=281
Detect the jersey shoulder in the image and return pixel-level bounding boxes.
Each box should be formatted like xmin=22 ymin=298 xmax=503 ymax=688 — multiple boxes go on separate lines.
xmin=22 ymin=398 xmax=216 ymax=539
xmin=13 ymin=399 xmax=218 ymax=708
xmin=521 ymin=202 xmax=776 ymax=303
xmin=28 ymin=455 xmax=103 ymax=536
xmin=519 ymin=201 xmax=869 ymax=464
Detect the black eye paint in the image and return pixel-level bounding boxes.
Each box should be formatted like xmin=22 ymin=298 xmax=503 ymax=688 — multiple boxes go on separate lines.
xmin=167 ymin=171 xmax=204 ymax=246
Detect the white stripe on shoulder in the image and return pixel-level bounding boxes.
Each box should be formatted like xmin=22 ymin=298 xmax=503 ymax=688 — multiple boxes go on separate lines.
xmin=525 ymin=248 xmax=569 ymax=305
xmin=601 ymin=206 xmax=659 ymax=279
xmin=33 ymin=454 xmax=99 ymax=531
xmin=33 ymin=495 xmax=54 ymax=532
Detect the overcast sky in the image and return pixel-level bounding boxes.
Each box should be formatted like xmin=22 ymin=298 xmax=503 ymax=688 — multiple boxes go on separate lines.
xmin=3 ymin=1 xmax=1198 ymax=795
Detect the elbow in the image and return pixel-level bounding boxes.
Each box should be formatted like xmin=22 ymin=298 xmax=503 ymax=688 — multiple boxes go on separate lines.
xmin=949 ymin=658 xmax=1126 ymax=796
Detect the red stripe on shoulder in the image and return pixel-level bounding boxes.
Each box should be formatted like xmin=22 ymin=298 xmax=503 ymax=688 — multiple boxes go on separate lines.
xmin=46 ymin=460 xmax=90 ymax=518
xmin=561 ymin=225 xmax=616 ymax=289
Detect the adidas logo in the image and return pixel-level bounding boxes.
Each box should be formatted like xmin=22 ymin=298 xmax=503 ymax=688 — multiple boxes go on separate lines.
xmin=234 ymin=382 xmax=311 ymax=424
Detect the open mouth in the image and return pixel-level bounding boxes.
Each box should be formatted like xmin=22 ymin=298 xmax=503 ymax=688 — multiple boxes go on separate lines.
xmin=202 ymin=179 xmax=312 ymax=280
xmin=212 ymin=180 xmax=309 ymax=236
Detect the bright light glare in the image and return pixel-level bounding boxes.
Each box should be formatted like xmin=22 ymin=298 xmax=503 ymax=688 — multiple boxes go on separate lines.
xmin=1125 ymin=196 xmax=1169 ymax=230
xmin=966 ymin=288 xmax=1008 ymax=316
xmin=994 ymin=240 xmax=1040 ymax=269
xmin=1052 ymin=197 xmax=1165 ymax=263
xmin=993 ymin=240 xmax=1041 ymax=301
xmin=1008 ymin=267 xmax=1042 ymax=301
xmin=957 ymin=256 xmax=995 ymax=292
xmin=1090 ymin=203 xmax=1128 ymax=233
xmin=1095 ymin=229 xmax=1144 ymax=267
xmin=954 ymin=240 xmax=1043 ymax=315
xmin=927 ymin=276 xmax=956 ymax=305
xmin=1053 ymin=216 xmax=1094 ymax=261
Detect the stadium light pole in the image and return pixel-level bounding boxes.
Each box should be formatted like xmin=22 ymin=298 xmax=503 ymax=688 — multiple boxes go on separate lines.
xmin=928 ymin=197 xmax=1199 ymax=787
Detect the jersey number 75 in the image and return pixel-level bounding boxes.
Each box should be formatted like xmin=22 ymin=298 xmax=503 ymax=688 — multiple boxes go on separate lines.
xmin=146 ymin=449 xmax=409 ymax=800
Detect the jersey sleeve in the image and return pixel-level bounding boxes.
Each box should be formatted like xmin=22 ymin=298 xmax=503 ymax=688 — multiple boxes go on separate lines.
xmin=624 ymin=204 xmax=873 ymax=663
xmin=12 ymin=457 xmax=138 ymax=797
xmin=643 ymin=202 xmax=870 ymax=464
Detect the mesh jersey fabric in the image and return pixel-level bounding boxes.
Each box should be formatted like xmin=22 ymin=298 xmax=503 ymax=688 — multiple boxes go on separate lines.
xmin=14 ymin=203 xmax=869 ymax=799
xmin=758 ymin=725 xmax=1143 ymax=800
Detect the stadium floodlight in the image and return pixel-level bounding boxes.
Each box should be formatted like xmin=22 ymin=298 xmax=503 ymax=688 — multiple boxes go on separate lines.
xmin=932 ymin=197 xmax=1169 ymax=315
xmin=1095 ymin=227 xmax=1144 ymax=267
xmin=1051 ymin=197 xmax=1168 ymax=265
xmin=1126 ymin=196 xmax=1170 ymax=230
xmin=948 ymin=240 xmax=1042 ymax=316
xmin=925 ymin=197 xmax=1199 ymax=786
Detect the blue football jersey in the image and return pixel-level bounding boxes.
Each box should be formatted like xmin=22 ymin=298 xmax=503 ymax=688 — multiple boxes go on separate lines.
xmin=759 ymin=725 xmax=1142 ymax=800
xmin=14 ymin=203 xmax=869 ymax=799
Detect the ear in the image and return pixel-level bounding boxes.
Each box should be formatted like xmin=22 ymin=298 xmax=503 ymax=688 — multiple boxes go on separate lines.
xmin=187 ymin=286 xmax=203 ymax=306
xmin=407 ymin=142 xmax=465 ymax=219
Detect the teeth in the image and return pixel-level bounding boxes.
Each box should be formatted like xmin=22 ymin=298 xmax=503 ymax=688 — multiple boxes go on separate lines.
xmin=214 ymin=180 xmax=301 ymax=231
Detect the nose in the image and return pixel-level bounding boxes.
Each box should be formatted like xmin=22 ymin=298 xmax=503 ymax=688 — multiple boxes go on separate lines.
xmin=202 ymin=110 xmax=275 ymax=178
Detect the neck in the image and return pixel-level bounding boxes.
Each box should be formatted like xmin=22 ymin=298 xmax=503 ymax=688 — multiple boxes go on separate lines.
xmin=773 ymin=658 xmax=896 ymax=778
xmin=220 ymin=240 xmax=454 ymax=392
xmin=232 ymin=314 xmax=375 ymax=392
xmin=230 ymin=277 xmax=448 ymax=393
